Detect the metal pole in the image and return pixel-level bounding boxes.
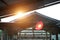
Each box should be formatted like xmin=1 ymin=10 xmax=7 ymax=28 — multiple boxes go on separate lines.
xmin=46 ymin=31 xmax=48 ymax=40
xmin=32 ymin=27 xmax=35 ymax=40
xmin=50 ymin=33 xmax=51 ymax=40
xmin=56 ymin=33 xmax=58 ymax=40
xmin=0 ymin=30 xmax=3 ymax=40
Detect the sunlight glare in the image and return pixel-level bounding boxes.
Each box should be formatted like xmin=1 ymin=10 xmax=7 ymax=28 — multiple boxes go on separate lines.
xmin=1 ymin=11 xmax=34 ymax=22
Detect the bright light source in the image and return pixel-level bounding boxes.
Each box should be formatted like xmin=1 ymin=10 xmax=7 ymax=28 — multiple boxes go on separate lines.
xmin=14 ymin=12 xmax=26 ymax=18
xmin=38 ymin=24 xmax=42 ymax=28
xmin=35 ymin=21 xmax=44 ymax=30
xmin=36 ymin=3 xmax=60 ymax=20
xmin=1 ymin=16 xmax=16 ymax=22
xmin=1 ymin=11 xmax=34 ymax=22
xmin=1 ymin=12 xmax=24 ymax=22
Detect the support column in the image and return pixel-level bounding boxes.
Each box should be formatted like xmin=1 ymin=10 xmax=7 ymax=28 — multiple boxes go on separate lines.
xmin=50 ymin=33 xmax=51 ymax=40
xmin=46 ymin=31 xmax=48 ymax=40
xmin=56 ymin=33 xmax=58 ymax=40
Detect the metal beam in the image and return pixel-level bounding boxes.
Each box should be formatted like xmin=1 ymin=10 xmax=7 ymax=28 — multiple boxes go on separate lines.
xmin=0 ymin=0 xmax=8 ymax=6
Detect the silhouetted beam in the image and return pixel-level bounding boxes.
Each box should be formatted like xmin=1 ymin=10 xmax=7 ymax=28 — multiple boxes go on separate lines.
xmin=0 ymin=0 xmax=8 ymax=6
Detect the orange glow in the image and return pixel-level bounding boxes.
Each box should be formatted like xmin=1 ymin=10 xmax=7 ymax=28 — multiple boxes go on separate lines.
xmin=35 ymin=21 xmax=44 ymax=30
